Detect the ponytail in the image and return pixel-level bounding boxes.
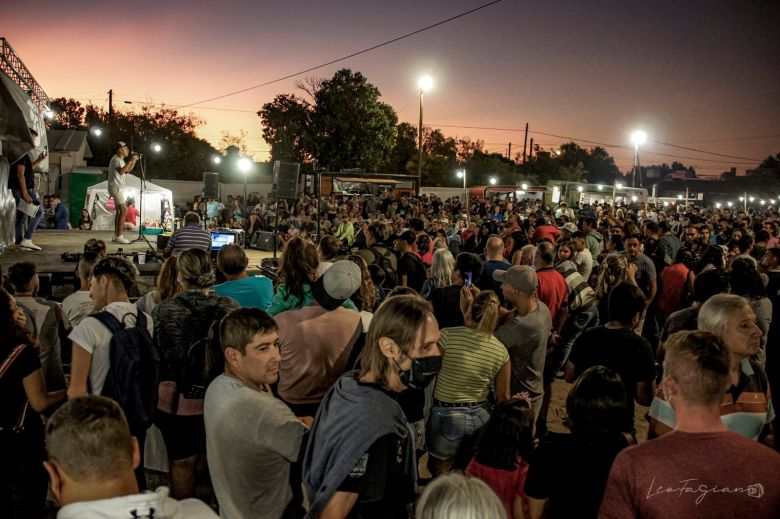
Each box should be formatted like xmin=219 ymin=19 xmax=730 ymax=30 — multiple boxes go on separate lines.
xmin=471 ymin=291 xmax=500 ymax=335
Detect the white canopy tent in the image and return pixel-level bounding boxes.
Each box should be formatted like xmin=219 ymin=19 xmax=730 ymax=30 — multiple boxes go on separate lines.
xmin=84 ymin=175 xmax=173 ymax=231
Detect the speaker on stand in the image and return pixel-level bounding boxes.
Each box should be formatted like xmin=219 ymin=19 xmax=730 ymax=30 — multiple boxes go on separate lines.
xmin=203 ymin=171 xmax=219 ymax=199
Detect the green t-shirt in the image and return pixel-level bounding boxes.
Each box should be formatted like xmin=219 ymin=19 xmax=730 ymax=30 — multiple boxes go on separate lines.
xmin=433 ymin=326 xmax=509 ymax=403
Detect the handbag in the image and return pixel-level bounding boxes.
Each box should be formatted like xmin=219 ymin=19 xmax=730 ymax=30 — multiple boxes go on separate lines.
xmin=0 ymin=344 xmax=31 ymax=434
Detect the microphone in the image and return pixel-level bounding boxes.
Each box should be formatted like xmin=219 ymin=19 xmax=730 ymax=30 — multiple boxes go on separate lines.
xmin=131 ymin=151 xmax=144 ymax=158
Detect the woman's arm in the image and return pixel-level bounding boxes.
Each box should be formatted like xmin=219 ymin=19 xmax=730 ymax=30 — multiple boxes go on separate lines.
xmin=527 ymin=496 xmax=546 ymax=519
xmin=23 ymin=369 xmax=66 ymax=413
xmin=494 ymin=360 xmax=511 ymax=402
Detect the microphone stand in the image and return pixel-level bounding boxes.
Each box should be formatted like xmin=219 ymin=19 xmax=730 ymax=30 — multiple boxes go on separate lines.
xmin=131 ymin=156 xmax=156 ymax=255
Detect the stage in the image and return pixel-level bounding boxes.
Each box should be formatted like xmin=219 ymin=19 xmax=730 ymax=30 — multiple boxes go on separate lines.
xmin=0 ymin=229 xmax=277 ymax=277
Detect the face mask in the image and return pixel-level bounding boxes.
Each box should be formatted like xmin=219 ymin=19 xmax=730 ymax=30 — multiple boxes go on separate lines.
xmin=396 ymin=354 xmax=442 ymax=390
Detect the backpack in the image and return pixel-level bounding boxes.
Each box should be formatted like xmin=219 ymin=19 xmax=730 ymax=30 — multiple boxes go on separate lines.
xmin=369 ymin=246 xmax=398 ymax=289
xmin=177 ymin=299 xmax=230 ymax=400
xmin=92 ymin=311 xmax=159 ymax=430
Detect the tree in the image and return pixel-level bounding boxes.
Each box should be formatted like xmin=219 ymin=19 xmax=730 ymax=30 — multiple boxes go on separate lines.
xmin=388 ymin=122 xmax=418 ymax=173
xmin=83 ymin=104 xmax=218 ymax=181
xmin=49 ymin=97 xmax=86 ymax=129
xmin=582 ymin=146 xmax=621 ymax=184
xmin=258 ymin=94 xmax=311 ymax=163
xmin=218 ymin=130 xmax=250 ymax=156
xmin=309 ymin=69 xmax=398 ymax=171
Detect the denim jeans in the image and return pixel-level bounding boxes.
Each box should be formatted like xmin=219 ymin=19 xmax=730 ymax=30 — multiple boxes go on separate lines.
xmin=426 ymin=404 xmax=490 ymax=460
xmin=11 ymin=189 xmax=42 ymax=244
xmin=545 ymin=304 xmax=599 ymax=382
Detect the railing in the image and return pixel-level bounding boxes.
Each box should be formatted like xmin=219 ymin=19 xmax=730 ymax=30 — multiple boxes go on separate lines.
xmin=0 ymin=37 xmax=50 ymax=108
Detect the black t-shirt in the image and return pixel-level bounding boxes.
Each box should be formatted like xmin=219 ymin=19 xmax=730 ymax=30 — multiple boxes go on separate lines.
xmin=429 ymin=284 xmax=465 ymax=329
xmin=396 ymin=252 xmax=426 ymax=293
xmin=337 ymin=434 xmax=416 ymax=518
xmin=524 ymin=432 xmax=630 ymax=519
xmin=568 ymin=327 xmax=656 ymax=414
xmin=8 ymin=154 xmax=33 ymax=191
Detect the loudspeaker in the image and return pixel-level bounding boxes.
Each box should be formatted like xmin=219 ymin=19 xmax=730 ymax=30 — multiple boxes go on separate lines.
xmin=273 ymin=161 xmax=300 ymax=200
xmin=203 ymin=171 xmax=219 ymax=198
xmin=249 ymin=231 xmax=275 ymax=251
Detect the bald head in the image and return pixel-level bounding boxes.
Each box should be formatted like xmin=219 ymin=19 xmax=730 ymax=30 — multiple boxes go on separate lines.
xmin=485 ymin=236 xmax=504 ymax=259
xmin=217 ymin=244 xmax=249 ymax=277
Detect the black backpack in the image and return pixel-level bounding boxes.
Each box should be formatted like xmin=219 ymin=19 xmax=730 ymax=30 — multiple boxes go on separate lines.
xmin=93 ymin=311 xmax=159 ymax=430
xmin=177 ymin=299 xmax=229 ymax=400
xmin=369 ymin=246 xmax=398 ymax=289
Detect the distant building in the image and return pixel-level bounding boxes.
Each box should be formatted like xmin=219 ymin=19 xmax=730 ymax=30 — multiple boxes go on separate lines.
xmin=43 ymin=128 xmax=92 ymax=194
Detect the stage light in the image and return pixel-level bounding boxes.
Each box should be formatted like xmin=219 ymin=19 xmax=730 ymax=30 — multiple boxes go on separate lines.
xmin=237 ymin=157 xmax=252 ymax=172
xmin=489 ymin=177 xmax=497 ymax=186
xmin=152 ymin=143 xmax=162 ymax=153
xmin=577 ymin=186 xmax=584 ymax=192
xmin=213 ymin=156 xmax=222 ymax=164
xmin=521 ymin=183 xmax=528 ymax=190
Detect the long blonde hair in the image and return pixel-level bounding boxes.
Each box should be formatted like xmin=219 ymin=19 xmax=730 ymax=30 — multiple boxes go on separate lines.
xmin=346 ymin=254 xmax=379 ymax=311
xmin=594 ymin=254 xmax=636 ymax=300
xmin=469 ymin=290 xmax=500 ymax=335
xmin=430 ymin=249 xmax=455 ymax=289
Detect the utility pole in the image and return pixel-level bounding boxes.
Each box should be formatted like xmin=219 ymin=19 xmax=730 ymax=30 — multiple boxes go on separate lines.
xmin=108 ymin=89 xmax=113 ymax=121
xmin=522 ymin=123 xmax=529 ymax=164
xmin=528 ymin=138 xmax=534 ymax=160
xmin=508 ymin=142 xmax=512 ymax=161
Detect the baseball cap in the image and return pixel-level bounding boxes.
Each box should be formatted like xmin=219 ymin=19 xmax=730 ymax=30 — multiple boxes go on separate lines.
xmin=312 ymin=260 xmax=362 ymax=311
xmin=558 ymin=222 xmax=578 ymax=233
xmin=117 ymin=141 xmax=128 ymax=150
xmin=493 ymin=265 xmax=538 ymax=293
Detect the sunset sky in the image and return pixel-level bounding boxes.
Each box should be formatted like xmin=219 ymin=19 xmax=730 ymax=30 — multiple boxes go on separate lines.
xmin=4 ymin=0 xmax=779 ymax=176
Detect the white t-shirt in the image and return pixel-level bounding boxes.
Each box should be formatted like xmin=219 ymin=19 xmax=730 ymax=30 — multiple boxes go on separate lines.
xmin=574 ymin=248 xmax=594 ymax=281
xmin=56 ymin=486 xmax=217 ymax=519
xmin=62 ymin=290 xmax=93 ymax=329
xmin=108 ymin=154 xmax=126 ymax=188
xmin=68 ymin=301 xmax=154 ymax=395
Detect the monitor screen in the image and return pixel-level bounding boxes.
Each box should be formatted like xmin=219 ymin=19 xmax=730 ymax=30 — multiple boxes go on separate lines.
xmin=211 ymin=232 xmax=236 ymax=250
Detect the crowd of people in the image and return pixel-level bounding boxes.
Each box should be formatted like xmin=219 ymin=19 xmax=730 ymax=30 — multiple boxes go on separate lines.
xmin=1 ymin=188 xmax=780 ymax=519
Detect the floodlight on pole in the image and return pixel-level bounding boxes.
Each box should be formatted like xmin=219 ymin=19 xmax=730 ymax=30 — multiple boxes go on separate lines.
xmin=630 ymin=130 xmax=647 ymax=189
xmin=152 ymin=143 xmax=162 ymax=153
xmin=416 ymin=75 xmax=433 ymax=196
xmin=456 ymin=170 xmax=468 ymax=222
xmin=616 ymin=182 xmax=624 ymax=189
xmin=521 ymin=183 xmax=528 ymax=190
xmin=577 ymin=186 xmax=584 ymax=193
xmin=749 ymin=196 xmax=755 ymax=202
xmin=213 ymin=156 xmax=222 ymax=164
xmin=715 ymin=202 xmax=722 ymax=208
xmin=237 ymin=157 xmax=252 ymax=172
xmin=489 ymin=177 xmax=497 ymax=186
xmin=91 ymin=127 xmax=102 ymax=137
xmin=44 ymin=108 xmax=54 ymax=120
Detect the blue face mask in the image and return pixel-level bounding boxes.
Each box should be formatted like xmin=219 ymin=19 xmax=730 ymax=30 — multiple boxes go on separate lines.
xmin=396 ymin=354 xmax=442 ymax=390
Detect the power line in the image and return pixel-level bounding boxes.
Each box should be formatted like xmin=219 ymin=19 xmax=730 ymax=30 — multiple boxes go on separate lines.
xmin=649 ymin=139 xmax=762 ymax=162
xmin=175 ymin=0 xmax=505 ymax=108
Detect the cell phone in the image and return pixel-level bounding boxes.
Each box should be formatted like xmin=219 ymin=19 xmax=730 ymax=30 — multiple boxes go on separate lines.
xmin=465 ymin=271 xmax=473 ymax=287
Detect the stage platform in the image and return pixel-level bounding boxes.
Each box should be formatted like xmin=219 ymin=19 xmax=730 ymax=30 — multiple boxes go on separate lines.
xmin=0 ymin=230 xmax=277 ymax=276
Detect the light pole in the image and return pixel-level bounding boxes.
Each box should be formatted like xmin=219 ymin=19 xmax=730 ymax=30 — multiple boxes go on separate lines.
xmin=613 ymin=180 xmax=624 ymax=207
xmin=631 ymin=130 xmax=647 ymax=188
xmin=457 ymin=169 xmax=468 ymax=225
xmin=237 ymin=157 xmax=252 ymax=211
xmin=417 ymin=75 xmax=433 ymax=195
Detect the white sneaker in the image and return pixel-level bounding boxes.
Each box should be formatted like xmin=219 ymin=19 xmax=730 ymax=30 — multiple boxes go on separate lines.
xmin=112 ymin=235 xmax=131 ymax=244
xmin=19 ymin=239 xmax=42 ymax=251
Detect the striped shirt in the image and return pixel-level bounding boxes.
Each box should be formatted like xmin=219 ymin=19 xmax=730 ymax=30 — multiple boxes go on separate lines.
xmin=167 ymin=224 xmax=212 ymax=256
xmin=649 ymin=358 xmax=775 ymax=440
xmin=556 ymin=260 xmax=597 ymax=311
xmin=434 ymin=326 xmax=509 ymax=403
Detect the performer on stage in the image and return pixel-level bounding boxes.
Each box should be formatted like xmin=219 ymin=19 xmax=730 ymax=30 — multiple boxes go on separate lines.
xmin=9 ymin=129 xmax=47 ymax=250
xmin=107 ymin=141 xmax=139 ymax=244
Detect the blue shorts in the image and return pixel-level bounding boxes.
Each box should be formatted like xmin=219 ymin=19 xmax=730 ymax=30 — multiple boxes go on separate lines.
xmin=426 ymin=404 xmax=490 ymax=460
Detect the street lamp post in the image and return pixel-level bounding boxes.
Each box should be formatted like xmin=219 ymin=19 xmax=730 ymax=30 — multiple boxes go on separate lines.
xmin=631 ymin=130 xmax=647 ymax=188
xmin=457 ymin=169 xmax=468 ymax=225
xmin=237 ymin=157 xmax=252 ymax=212
xmin=417 ymin=75 xmax=433 ymax=195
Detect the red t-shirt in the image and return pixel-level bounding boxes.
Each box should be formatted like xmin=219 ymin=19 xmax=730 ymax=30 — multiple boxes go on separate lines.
xmin=600 ymin=430 xmax=780 ymax=519
xmin=536 ymin=267 xmax=568 ymax=329
xmin=532 ymin=225 xmax=561 ymax=245
xmin=466 ymin=457 xmax=528 ymax=519
xmin=125 ymin=206 xmax=139 ymax=225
